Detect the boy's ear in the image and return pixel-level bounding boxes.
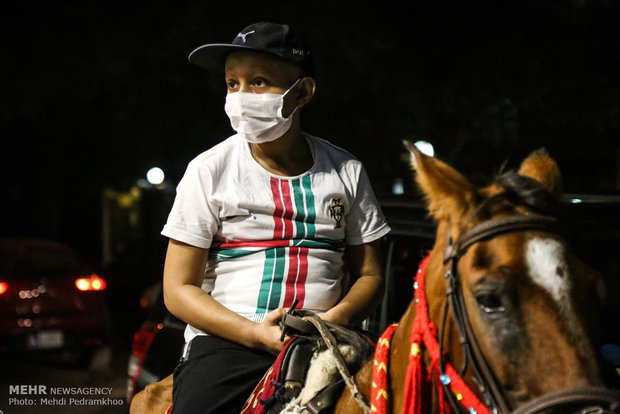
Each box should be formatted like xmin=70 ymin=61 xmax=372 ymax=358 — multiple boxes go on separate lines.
xmin=297 ymin=76 xmax=316 ymax=107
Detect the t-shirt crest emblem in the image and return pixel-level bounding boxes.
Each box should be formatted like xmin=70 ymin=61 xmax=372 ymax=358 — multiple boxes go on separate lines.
xmin=329 ymin=198 xmax=344 ymax=228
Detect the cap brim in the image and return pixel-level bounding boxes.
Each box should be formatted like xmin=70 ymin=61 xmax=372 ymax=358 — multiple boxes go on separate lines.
xmin=188 ymin=43 xmax=279 ymax=71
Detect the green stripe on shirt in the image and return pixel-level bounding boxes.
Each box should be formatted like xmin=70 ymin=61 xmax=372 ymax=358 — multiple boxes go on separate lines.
xmin=301 ymin=175 xmax=316 ymax=237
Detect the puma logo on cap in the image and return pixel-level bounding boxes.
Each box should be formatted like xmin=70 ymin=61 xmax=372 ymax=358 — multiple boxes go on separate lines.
xmin=236 ymin=30 xmax=255 ymax=43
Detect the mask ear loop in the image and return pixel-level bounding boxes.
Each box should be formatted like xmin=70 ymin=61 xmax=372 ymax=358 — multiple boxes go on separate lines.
xmin=279 ymin=78 xmax=304 ymax=119
xmin=284 ymin=77 xmax=304 ymax=96
xmin=283 ymin=105 xmax=300 ymax=120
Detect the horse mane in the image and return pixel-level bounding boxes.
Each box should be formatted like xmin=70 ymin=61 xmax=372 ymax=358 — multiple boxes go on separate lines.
xmin=493 ymin=170 xmax=560 ymax=215
xmin=473 ymin=171 xmax=560 ymax=219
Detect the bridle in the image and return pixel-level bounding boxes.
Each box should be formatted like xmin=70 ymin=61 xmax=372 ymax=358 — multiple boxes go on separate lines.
xmin=439 ymin=214 xmax=620 ymax=414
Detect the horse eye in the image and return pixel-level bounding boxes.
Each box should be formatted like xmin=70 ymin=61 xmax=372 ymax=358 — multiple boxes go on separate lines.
xmin=476 ymin=293 xmax=506 ymax=314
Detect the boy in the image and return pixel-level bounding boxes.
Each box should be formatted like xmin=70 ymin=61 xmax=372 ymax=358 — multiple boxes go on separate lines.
xmin=161 ymin=22 xmax=390 ymax=413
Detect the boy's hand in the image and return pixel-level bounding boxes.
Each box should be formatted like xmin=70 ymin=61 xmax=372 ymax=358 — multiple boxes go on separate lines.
xmin=252 ymin=307 xmax=291 ymax=355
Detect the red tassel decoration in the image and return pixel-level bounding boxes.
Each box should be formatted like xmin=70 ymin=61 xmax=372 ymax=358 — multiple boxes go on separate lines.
xmin=371 ymin=253 xmax=491 ymax=414
xmin=371 ymin=323 xmax=398 ymax=413
xmin=403 ymin=345 xmax=425 ymax=414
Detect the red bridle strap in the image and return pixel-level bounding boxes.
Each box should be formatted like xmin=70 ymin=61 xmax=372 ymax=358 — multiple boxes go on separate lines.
xmin=371 ymin=254 xmax=491 ymax=414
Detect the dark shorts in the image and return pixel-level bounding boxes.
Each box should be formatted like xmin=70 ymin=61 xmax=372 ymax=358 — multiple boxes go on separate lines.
xmin=171 ymin=335 xmax=276 ymax=414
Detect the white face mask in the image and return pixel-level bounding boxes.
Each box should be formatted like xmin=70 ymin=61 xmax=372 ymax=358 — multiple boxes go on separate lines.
xmin=224 ymin=79 xmax=302 ymax=144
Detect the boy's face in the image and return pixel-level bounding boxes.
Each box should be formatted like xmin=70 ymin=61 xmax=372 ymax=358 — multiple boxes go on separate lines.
xmin=224 ymin=51 xmax=302 ymax=95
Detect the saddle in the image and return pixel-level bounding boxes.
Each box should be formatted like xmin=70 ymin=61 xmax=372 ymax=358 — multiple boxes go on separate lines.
xmin=241 ymin=310 xmax=375 ymax=414
xmin=129 ymin=310 xmax=374 ymax=414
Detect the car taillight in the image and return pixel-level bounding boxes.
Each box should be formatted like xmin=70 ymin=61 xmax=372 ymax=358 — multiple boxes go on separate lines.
xmin=127 ymin=321 xmax=163 ymax=400
xmin=131 ymin=321 xmax=162 ymax=358
xmin=0 ymin=281 xmax=7 ymax=295
xmin=75 ymin=274 xmax=107 ymax=291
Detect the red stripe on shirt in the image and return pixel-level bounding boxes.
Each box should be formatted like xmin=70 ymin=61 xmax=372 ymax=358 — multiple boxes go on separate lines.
xmin=283 ymin=247 xmax=300 ymax=308
xmin=270 ymin=177 xmax=285 ymax=239
xmin=296 ymin=247 xmax=309 ymax=308
xmin=280 ymin=180 xmax=295 ymax=239
xmin=218 ymin=240 xmax=293 ymax=249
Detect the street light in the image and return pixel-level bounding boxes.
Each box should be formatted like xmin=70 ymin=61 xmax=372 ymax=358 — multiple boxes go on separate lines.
xmin=146 ymin=167 xmax=165 ymax=186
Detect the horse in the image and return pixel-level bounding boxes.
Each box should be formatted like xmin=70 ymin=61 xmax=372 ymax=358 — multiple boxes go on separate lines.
xmin=334 ymin=143 xmax=620 ymax=413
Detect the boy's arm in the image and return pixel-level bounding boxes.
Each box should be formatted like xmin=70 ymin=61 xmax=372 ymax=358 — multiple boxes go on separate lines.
xmin=162 ymin=238 xmax=287 ymax=354
xmin=321 ymin=239 xmax=385 ymax=326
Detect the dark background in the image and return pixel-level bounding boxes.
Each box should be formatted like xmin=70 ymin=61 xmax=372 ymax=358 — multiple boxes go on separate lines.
xmin=3 ymin=0 xmax=619 ymax=265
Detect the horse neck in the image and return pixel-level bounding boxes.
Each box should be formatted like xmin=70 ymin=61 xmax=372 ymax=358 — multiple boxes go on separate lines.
xmin=387 ymin=224 xmax=467 ymax=413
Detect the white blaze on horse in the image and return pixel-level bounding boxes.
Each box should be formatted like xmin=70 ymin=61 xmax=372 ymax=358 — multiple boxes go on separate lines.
xmin=334 ymin=143 xmax=619 ymax=414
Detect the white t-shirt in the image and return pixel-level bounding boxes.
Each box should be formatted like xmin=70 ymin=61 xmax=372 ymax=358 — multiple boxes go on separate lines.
xmin=162 ymin=133 xmax=391 ymax=342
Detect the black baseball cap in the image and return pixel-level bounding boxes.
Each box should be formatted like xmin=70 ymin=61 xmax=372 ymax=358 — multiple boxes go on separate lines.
xmin=188 ymin=22 xmax=313 ymax=74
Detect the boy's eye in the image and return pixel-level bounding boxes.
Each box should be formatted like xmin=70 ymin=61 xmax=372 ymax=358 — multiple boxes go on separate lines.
xmin=253 ymin=78 xmax=267 ymax=88
xmin=227 ymin=79 xmax=238 ymax=90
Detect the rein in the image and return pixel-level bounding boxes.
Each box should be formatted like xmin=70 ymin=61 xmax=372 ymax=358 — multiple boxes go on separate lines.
xmin=303 ymin=314 xmax=371 ymax=413
xmin=279 ymin=308 xmax=372 ymax=413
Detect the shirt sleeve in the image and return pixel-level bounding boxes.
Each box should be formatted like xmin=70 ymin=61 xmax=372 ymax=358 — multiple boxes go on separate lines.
xmin=161 ymin=160 xmax=220 ymax=249
xmin=344 ymin=164 xmax=391 ymax=245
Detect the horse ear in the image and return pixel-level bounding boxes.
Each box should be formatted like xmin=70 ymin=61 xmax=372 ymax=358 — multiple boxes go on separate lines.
xmin=403 ymin=140 xmax=474 ymax=222
xmin=517 ymin=148 xmax=563 ymax=198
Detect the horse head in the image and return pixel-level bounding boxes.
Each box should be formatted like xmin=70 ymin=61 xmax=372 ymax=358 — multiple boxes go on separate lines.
xmin=403 ymin=141 xmax=617 ymax=413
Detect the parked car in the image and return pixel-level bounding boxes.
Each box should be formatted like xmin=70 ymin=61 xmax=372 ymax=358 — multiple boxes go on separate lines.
xmin=0 ymin=238 xmax=112 ymax=364
xmin=126 ymin=193 xmax=620 ymax=401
